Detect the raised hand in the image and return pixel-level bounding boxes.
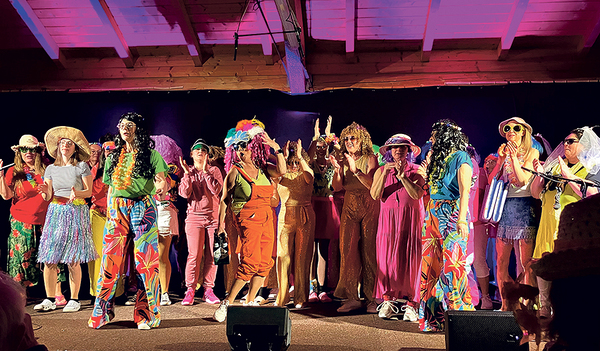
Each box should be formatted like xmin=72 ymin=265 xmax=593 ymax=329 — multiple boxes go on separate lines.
xmin=344 ymin=153 xmax=357 ymax=173
xmin=296 ymin=139 xmax=303 ymax=158
xmin=397 ymin=159 xmax=408 ymax=178
xmin=283 ymin=140 xmax=290 ymax=158
xmin=324 ymin=115 xmax=332 ymax=136
xmin=313 ymin=118 xmax=320 ymax=139
xmin=532 ymin=158 xmax=544 ymax=173
xmin=179 ymin=156 xmax=190 ymax=174
xmin=262 ymin=132 xmax=280 ymax=151
xmin=498 ymin=143 xmax=507 ymax=158
xmin=329 ymin=154 xmax=341 ymax=172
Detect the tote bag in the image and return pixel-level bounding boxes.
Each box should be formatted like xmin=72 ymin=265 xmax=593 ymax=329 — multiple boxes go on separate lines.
xmin=480 ymin=175 xmax=509 ymax=224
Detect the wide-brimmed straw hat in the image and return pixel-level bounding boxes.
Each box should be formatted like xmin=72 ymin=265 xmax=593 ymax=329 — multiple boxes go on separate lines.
xmin=379 ymin=134 xmax=421 ymax=156
xmin=498 ymin=117 xmax=533 ymax=138
xmin=44 ymin=126 xmax=91 ymax=161
xmin=531 ymin=194 xmax=600 ymax=281
xmin=11 ymin=135 xmax=45 ymax=152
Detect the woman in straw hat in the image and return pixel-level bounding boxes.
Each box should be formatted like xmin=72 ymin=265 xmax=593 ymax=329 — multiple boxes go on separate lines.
xmin=88 ymin=112 xmax=168 ymax=330
xmin=487 ymin=117 xmax=540 ymax=311
xmin=370 ymin=134 xmax=425 ymax=321
xmin=0 ymin=135 xmax=49 ymax=289
xmin=35 ymin=126 xmax=96 ymax=313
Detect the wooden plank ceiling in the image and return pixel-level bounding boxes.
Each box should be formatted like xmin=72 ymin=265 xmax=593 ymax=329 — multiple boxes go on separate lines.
xmin=1 ymin=0 xmax=600 ymax=93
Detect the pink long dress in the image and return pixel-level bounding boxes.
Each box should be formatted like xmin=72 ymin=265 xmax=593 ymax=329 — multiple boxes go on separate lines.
xmin=374 ymin=163 xmax=425 ymax=302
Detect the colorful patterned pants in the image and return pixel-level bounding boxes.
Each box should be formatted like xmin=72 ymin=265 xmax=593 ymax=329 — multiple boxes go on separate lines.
xmin=8 ymin=216 xmax=42 ymax=287
xmin=88 ymin=196 xmax=161 ymax=329
xmin=419 ymin=199 xmax=474 ymax=332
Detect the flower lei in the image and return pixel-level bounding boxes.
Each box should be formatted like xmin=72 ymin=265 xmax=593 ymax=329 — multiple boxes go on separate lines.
xmin=324 ymin=133 xmax=339 ymax=144
xmin=112 ymin=149 xmax=137 ymax=190
xmin=504 ymin=147 xmax=526 ymax=186
xmin=23 ymin=166 xmax=39 ymax=188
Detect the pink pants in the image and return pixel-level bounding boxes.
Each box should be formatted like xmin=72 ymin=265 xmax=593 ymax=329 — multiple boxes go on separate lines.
xmin=184 ymin=213 xmax=217 ymax=290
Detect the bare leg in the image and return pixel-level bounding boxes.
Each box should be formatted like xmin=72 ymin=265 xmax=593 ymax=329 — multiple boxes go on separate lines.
xmin=226 ymin=279 xmax=248 ymax=304
xmin=316 ymin=240 xmax=329 ymax=288
xmin=517 ymin=239 xmax=535 ymax=286
xmin=67 ymin=263 xmax=81 ymax=300
xmin=495 ymin=239 xmax=513 ymax=311
xmin=158 ymin=235 xmax=172 ymax=295
xmin=246 ymin=276 xmax=266 ymax=303
xmin=43 ymin=264 xmax=58 ymax=298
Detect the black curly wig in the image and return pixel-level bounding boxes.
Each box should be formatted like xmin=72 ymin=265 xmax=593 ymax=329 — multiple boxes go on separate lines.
xmin=106 ymin=112 xmax=156 ymax=180
xmin=427 ymin=119 xmax=468 ymax=185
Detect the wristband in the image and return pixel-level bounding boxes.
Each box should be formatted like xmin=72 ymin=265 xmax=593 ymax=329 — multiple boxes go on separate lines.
xmin=274 ymin=149 xmax=283 ymax=155
xmin=457 ymin=220 xmax=468 ymax=225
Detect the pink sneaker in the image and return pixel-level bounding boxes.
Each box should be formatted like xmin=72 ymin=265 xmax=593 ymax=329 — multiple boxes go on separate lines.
xmin=55 ymin=295 xmax=67 ymax=307
xmin=308 ymin=291 xmax=319 ymax=303
xmin=318 ymin=292 xmax=333 ymax=303
xmin=181 ymin=288 xmax=195 ymax=306
xmin=203 ymin=288 xmax=220 ymax=305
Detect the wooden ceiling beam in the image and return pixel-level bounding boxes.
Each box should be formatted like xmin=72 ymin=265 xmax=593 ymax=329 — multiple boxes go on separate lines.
xmin=498 ymin=0 xmax=529 ymax=60
xmin=171 ymin=0 xmax=204 ymax=67
xmin=9 ymin=0 xmax=66 ymax=68
xmin=345 ymin=0 xmax=356 ymax=61
xmin=578 ymin=15 xmax=600 ymax=56
xmin=90 ymin=0 xmax=137 ymax=68
xmin=421 ymin=0 xmax=441 ymax=62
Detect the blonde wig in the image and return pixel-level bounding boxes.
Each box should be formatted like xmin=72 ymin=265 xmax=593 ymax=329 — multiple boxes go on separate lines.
xmin=339 ymin=122 xmax=374 ymax=157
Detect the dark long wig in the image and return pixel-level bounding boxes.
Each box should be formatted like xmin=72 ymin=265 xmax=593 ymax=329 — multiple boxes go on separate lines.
xmin=427 ymin=119 xmax=468 ymax=185
xmin=106 ymin=112 xmax=155 ymax=180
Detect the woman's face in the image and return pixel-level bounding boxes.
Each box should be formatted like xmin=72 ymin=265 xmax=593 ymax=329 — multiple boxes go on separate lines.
xmin=391 ymin=145 xmax=408 ymax=162
xmin=89 ymin=144 xmax=102 ymax=164
xmin=59 ymin=138 xmax=76 ymax=159
xmin=19 ymin=147 xmax=38 ymax=165
xmin=118 ymin=120 xmax=137 ymax=144
xmin=191 ymin=148 xmax=208 ymax=164
xmin=235 ymin=142 xmax=251 ymax=162
xmin=484 ymin=157 xmax=498 ymax=175
xmin=287 ymin=158 xmax=300 ymax=173
xmin=315 ymin=141 xmax=327 ymax=158
xmin=563 ymin=133 xmax=582 ymax=162
xmin=344 ymin=134 xmax=361 ymax=154
xmin=503 ymin=122 xmax=524 ymax=144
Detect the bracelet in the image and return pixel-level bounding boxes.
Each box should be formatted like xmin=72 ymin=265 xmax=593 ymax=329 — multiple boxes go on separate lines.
xmin=457 ymin=220 xmax=468 ymax=225
xmin=354 ymin=170 xmax=362 ymax=177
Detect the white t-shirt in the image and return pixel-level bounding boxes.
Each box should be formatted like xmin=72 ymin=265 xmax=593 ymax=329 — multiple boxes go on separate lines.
xmin=45 ymin=162 xmax=91 ymax=198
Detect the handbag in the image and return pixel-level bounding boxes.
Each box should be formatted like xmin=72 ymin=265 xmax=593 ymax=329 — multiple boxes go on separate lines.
xmin=480 ymin=173 xmax=509 ymax=224
xmin=213 ymin=230 xmax=230 ymax=265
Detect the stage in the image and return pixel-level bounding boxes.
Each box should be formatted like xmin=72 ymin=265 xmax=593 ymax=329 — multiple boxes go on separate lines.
xmin=28 ymin=296 xmax=543 ymax=351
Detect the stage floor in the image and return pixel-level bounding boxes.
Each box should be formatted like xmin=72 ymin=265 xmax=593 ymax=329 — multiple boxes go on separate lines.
xmin=28 ymin=296 xmax=542 ymax=351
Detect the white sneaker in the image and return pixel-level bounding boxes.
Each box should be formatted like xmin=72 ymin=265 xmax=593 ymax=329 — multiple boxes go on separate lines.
xmin=377 ymin=300 xmax=400 ymax=319
xmin=254 ymin=296 xmax=266 ymax=305
xmin=137 ymin=322 xmax=151 ymax=330
xmin=63 ymin=300 xmax=81 ymax=312
xmin=213 ymin=300 xmax=229 ymax=322
xmin=402 ymin=305 xmax=418 ymax=322
xmin=160 ymin=293 xmax=171 ymax=306
xmin=243 ymin=300 xmax=259 ymax=307
xmin=34 ymin=298 xmax=56 ymax=312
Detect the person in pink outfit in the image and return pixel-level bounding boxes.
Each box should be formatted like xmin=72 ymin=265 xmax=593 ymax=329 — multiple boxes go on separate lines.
xmin=178 ymin=138 xmax=223 ymax=305
xmin=370 ymin=134 xmax=425 ymax=321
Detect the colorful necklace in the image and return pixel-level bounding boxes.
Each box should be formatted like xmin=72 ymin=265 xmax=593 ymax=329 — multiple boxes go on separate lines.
xmin=23 ymin=166 xmax=38 ymax=188
xmin=112 ymin=149 xmax=136 ymax=190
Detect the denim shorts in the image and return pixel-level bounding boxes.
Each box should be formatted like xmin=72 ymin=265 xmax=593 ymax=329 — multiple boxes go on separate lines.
xmin=497 ymin=197 xmax=538 ymax=242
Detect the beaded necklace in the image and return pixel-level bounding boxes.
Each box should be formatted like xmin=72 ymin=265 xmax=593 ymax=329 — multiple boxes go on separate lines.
xmin=112 ymin=148 xmax=137 ymax=190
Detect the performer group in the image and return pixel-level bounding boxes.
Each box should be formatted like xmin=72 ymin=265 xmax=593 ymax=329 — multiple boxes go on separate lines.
xmin=1 ymin=112 xmax=599 ymax=334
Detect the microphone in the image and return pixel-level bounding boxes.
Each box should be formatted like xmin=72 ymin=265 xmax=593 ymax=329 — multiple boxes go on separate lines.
xmin=0 ymin=163 xmax=15 ymax=171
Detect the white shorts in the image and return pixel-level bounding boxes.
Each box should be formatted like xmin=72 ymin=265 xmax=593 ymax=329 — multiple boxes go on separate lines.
xmin=156 ymin=201 xmax=179 ymax=236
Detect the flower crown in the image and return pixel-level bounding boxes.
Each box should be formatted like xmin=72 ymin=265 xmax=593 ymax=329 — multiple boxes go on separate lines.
xmin=224 ymin=118 xmax=265 ymax=148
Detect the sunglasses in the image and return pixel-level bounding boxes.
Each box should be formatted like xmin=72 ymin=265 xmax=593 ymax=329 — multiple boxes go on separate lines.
xmin=117 ymin=122 xmax=136 ymax=131
xmin=343 ymin=136 xmax=357 ymax=142
xmin=390 ymin=145 xmax=408 ymax=150
xmin=19 ymin=147 xmax=39 ymax=153
xmin=503 ymin=124 xmax=523 ymax=133
xmin=316 ymin=145 xmax=328 ymax=150
xmin=59 ymin=139 xmax=74 ymax=147
xmin=563 ymin=138 xmax=579 ymax=146
xmin=233 ymin=142 xmax=248 ymax=151
xmin=287 ymin=160 xmax=300 ymax=166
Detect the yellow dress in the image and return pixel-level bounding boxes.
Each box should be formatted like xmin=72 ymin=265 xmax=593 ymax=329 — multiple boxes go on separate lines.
xmin=275 ymin=171 xmax=316 ymax=306
xmin=533 ymin=162 xmax=589 ymax=258
xmin=334 ymin=155 xmax=380 ymax=302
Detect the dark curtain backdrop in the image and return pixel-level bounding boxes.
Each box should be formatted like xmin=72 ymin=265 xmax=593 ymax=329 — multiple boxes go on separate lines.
xmin=1 ymin=82 xmax=599 ymax=270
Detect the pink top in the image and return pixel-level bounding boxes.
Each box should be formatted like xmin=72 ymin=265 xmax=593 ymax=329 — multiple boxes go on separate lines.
xmin=178 ymin=165 xmax=223 ymax=216
xmin=379 ymin=163 xmax=424 ymax=210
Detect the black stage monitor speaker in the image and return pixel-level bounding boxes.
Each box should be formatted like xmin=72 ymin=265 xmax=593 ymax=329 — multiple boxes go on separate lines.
xmin=445 ymin=310 xmax=529 ymax=351
xmin=226 ymin=306 xmax=291 ymax=351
